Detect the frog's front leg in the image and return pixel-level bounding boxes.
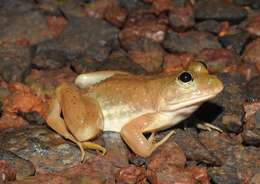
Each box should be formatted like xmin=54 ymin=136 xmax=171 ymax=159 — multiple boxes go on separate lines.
xmin=120 ymin=113 xmax=175 ymax=157
xmin=46 ymin=83 xmax=106 ymax=161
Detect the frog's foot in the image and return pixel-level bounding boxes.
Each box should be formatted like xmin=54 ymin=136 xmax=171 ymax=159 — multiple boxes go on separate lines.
xmin=121 ymin=113 xmax=175 ymax=157
xmin=196 ymin=122 xmax=223 ymax=133
xmin=81 ymin=141 xmax=106 ymax=155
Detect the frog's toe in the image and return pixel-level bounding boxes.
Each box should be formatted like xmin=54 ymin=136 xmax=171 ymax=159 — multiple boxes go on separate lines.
xmin=196 ymin=122 xmax=223 ymax=132
xmin=81 ymin=141 xmax=106 ymax=155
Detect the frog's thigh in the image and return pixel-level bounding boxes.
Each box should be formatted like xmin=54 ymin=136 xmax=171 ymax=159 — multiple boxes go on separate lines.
xmin=120 ymin=113 xmax=174 ymax=157
xmin=46 ymin=97 xmax=85 ymax=160
xmin=75 ymin=71 xmax=130 ymax=88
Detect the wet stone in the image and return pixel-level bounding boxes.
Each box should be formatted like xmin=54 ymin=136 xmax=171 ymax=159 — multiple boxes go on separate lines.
xmin=0 ymin=44 xmax=32 ymax=82
xmin=219 ymin=31 xmax=251 ymax=54
xmin=0 ymin=125 xmax=84 ymax=173
xmin=163 ymin=30 xmax=221 ymax=54
xmin=194 ymin=0 xmax=247 ymax=22
xmin=0 ymin=148 xmax=35 ymax=180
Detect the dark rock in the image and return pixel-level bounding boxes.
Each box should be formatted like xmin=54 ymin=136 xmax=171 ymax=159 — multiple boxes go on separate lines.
xmin=0 ymin=0 xmax=36 ymax=14
xmin=222 ymin=114 xmax=243 ymax=133
xmin=209 ymin=146 xmax=260 ymax=183
xmin=163 ymin=30 xmax=221 ymax=54
xmin=168 ymin=3 xmax=195 ymax=31
xmin=102 ymin=132 xmax=129 ymax=168
xmin=171 ymin=129 xmax=220 ymax=165
xmin=0 ymin=10 xmax=55 ymax=45
xmin=117 ymin=0 xmax=146 ymax=12
xmin=251 ymin=0 xmax=260 ymax=9
xmin=242 ymin=130 xmax=260 ymax=146
xmin=211 ymin=72 xmax=246 ymax=132
xmin=0 ymin=148 xmax=35 ymax=179
xmin=233 ymin=0 xmax=252 ymax=6
xmin=40 ymin=17 xmax=119 ymax=70
xmin=194 ymin=0 xmax=247 ymax=22
xmin=198 ymin=131 xmax=241 ymax=164
xmin=0 ymin=44 xmax=32 ymax=82
xmin=31 ymin=48 xmax=68 ymax=70
xmin=195 ymin=20 xmax=222 ymax=34
xmin=219 ymin=31 xmax=251 ymax=54
xmin=17 ymin=111 xmax=45 ymax=125
xmin=99 ymin=49 xmax=147 ymax=75
xmin=246 ymin=76 xmax=260 ymax=102
xmin=209 ymin=164 xmax=242 ymax=184
xmin=0 ymin=126 xmax=85 ymax=173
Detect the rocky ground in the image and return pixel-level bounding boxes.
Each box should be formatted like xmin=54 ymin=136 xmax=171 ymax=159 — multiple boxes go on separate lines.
xmin=0 ymin=0 xmax=259 ymax=183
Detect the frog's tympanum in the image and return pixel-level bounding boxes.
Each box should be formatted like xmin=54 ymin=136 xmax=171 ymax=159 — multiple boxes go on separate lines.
xmin=46 ymin=62 xmax=223 ymax=161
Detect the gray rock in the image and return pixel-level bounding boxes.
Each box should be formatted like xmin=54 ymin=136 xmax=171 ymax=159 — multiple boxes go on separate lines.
xmin=163 ymin=30 xmax=221 ymax=54
xmin=0 ymin=44 xmax=32 ymax=82
xmin=194 ymin=0 xmax=247 ymax=22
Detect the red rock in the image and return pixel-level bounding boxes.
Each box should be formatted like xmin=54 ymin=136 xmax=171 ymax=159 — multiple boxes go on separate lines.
xmin=128 ymin=50 xmax=164 ymax=72
xmin=104 ymin=3 xmax=127 ymax=28
xmin=0 ymin=160 xmax=16 ymax=182
xmin=47 ymin=16 xmax=68 ymax=38
xmin=116 ymin=165 xmax=146 ymax=184
xmin=196 ymin=48 xmax=239 ymax=73
xmin=242 ymin=38 xmax=260 ymax=73
xmin=163 ymin=53 xmax=194 ymax=73
xmin=119 ymin=12 xmax=167 ymax=48
xmin=245 ymin=15 xmax=260 ymax=36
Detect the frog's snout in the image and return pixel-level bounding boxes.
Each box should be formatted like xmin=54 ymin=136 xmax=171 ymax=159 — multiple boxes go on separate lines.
xmin=209 ymin=76 xmax=224 ymax=94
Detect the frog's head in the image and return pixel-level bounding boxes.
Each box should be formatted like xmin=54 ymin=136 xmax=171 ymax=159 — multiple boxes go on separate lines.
xmin=159 ymin=61 xmax=223 ymax=113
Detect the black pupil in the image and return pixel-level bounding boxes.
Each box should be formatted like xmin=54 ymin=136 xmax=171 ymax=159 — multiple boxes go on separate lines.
xmin=178 ymin=72 xmax=193 ymax=83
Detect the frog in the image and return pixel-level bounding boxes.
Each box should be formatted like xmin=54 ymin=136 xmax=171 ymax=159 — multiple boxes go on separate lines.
xmin=46 ymin=62 xmax=223 ymax=161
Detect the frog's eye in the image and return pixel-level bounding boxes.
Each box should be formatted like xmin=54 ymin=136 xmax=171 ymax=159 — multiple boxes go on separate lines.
xmin=178 ymin=72 xmax=193 ymax=83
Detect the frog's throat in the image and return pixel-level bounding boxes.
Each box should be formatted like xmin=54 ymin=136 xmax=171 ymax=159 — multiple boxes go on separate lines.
xmin=165 ymin=94 xmax=217 ymax=111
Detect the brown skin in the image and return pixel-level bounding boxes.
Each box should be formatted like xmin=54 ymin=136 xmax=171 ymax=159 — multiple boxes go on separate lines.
xmin=46 ymin=62 xmax=223 ymax=161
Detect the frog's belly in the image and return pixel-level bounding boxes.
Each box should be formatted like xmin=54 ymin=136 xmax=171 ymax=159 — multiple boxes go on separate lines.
xmin=101 ymin=104 xmax=148 ymax=132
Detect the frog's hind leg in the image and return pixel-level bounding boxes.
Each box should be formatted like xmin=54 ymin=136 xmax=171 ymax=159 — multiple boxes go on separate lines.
xmin=46 ymin=97 xmax=86 ymax=161
xmin=46 ymin=88 xmax=106 ymax=162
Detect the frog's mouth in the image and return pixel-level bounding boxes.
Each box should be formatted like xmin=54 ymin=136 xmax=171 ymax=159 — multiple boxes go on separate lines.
xmin=167 ymin=94 xmax=217 ymax=111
